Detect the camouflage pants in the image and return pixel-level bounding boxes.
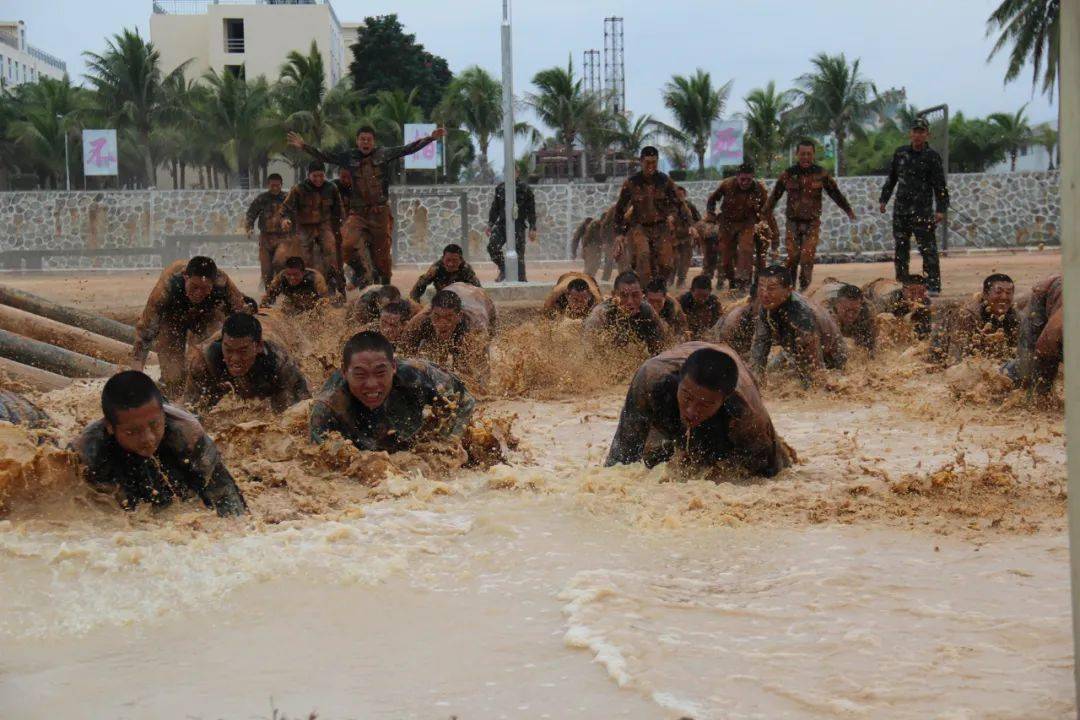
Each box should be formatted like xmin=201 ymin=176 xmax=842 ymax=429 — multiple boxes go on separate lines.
xmin=784 ymin=219 xmax=821 ymax=291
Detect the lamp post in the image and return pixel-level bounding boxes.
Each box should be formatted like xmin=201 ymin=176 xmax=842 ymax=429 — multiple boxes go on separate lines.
xmin=57 ymin=113 xmax=70 ymax=191
xmin=500 ymin=0 xmax=518 ymax=282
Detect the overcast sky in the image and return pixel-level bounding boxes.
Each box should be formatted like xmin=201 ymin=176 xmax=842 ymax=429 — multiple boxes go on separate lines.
xmin=7 ymin=0 xmax=1059 ymax=132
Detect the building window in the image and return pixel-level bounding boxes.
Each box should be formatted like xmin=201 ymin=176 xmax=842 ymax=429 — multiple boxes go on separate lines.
xmin=224 ymin=64 xmax=244 ymax=79
xmin=224 ymin=19 xmax=245 ymax=54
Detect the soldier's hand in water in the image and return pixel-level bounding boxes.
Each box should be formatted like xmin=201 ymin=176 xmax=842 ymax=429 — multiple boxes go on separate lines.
xmin=286 ymin=131 xmax=305 ymax=149
xmin=934 ymin=212 xmax=945 ymax=225
xmin=528 ymin=229 xmax=538 ymax=243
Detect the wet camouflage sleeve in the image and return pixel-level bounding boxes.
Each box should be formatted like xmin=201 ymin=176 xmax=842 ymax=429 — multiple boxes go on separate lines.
xmin=524 ymin=186 xmax=537 ymax=229
xmin=301 ymin=143 xmax=351 ymax=169
xmin=488 ymin=185 xmax=503 ymax=227
xmin=706 ymin=183 xmax=725 ymax=217
xmin=133 ymin=269 xmax=175 ymax=364
xmin=765 ymin=172 xmax=788 ymax=215
xmin=749 ymin=311 xmax=773 ymax=375
xmin=381 ymin=136 xmax=436 ymax=165
xmin=823 ymin=173 xmax=854 ymax=216
xmin=245 ymin=194 xmax=263 ymax=232
xmin=183 ymin=350 xmax=227 ymax=411
xmin=261 ymin=271 xmax=286 ymax=307
xmin=879 ymin=149 xmax=901 ymax=206
xmin=612 ymin=179 xmax=635 ymax=234
xmin=460 ymin=265 xmax=482 ymax=288
xmin=410 ymin=264 xmax=440 ymax=302
xmin=189 ymin=434 xmax=247 ymax=517
xmin=269 ymin=354 xmax=311 ymax=413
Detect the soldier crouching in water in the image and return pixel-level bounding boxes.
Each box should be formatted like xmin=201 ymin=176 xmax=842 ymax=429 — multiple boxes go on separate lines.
xmin=283 ymin=161 xmax=345 ymax=297
xmin=605 ymin=343 xmax=792 ymax=477
xmin=70 ymin=370 xmax=247 ymax=516
xmin=864 ymin=274 xmax=933 ymax=340
xmin=612 ymin=146 xmax=689 ymax=285
xmin=812 ymin=279 xmax=878 ymax=356
xmin=543 ymin=272 xmax=603 ymax=320
xmin=929 ymin=272 xmax=1018 ymax=366
xmin=584 ymin=270 xmax=670 ymax=355
xmin=1006 ymin=273 xmax=1063 ymax=395
xmin=133 ymin=256 xmax=247 ymax=396
xmin=644 ymin=278 xmax=688 ymax=339
xmin=679 ymin=275 xmax=723 ymax=340
xmin=309 ymin=331 xmax=476 ymax=452
xmin=410 ymin=243 xmax=482 ymax=302
xmin=260 ymin=256 xmax=330 ymax=314
xmin=245 ymin=172 xmax=292 ymax=288
xmin=400 ymin=285 xmax=495 ymax=388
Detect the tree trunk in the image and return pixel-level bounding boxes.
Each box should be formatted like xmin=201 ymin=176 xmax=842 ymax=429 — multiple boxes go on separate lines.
xmin=142 ymin=129 xmax=155 ymax=188
xmin=180 ymin=163 xmax=187 ymax=188
xmin=479 ymin=136 xmax=491 ymax=182
xmin=0 ymin=328 xmax=118 ymax=378
xmin=836 ymin=132 xmax=846 ymax=177
xmin=697 ymin=150 xmax=706 ymax=173
xmin=1011 ymin=151 xmax=1018 ymax=171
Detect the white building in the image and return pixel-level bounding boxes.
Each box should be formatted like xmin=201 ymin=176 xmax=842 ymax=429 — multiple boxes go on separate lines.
xmin=0 ymin=20 xmax=68 ymax=87
xmin=988 ymin=121 xmax=1059 ymax=173
xmin=150 ymin=0 xmax=350 ymax=88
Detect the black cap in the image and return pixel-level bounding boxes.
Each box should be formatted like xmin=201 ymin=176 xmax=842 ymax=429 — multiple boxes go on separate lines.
xmin=911 ymin=117 xmax=930 ymax=131
xmin=640 ymin=146 xmax=659 ymax=158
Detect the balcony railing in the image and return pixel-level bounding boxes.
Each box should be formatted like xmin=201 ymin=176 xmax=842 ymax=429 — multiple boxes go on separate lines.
xmin=225 ymin=37 xmax=245 ymax=53
xmin=28 ymin=46 xmax=66 ymax=72
xmin=0 ymin=31 xmax=19 ymax=51
xmin=154 ymin=0 xmax=334 ymax=15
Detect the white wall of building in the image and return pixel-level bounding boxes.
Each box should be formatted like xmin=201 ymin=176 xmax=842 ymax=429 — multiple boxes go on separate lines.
xmin=0 ymin=20 xmax=68 ymax=87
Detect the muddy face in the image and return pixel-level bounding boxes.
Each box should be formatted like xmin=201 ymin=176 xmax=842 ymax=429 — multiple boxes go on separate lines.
xmin=430 ymin=307 xmax=461 ymax=341
xmin=308 ymin=170 xmax=326 ymax=188
xmin=834 ymin=297 xmax=863 ymax=326
xmin=441 ymin=252 xmax=463 ymax=274
xmin=356 ymin=132 xmax=376 ymax=153
xmin=268 ymin=178 xmax=282 ymax=194
xmin=106 ymin=400 xmax=166 ymax=458
xmin=221 ymin=334 xmax=262 ymax=378
xmin=757 ymin=276 xmax=791 ymax=311
xmin=184 ymin=275 xmax=214 ymax=304
xmin=283 ymin=268 xmax=305 ymax=286
xmin=676 ymin=375 xmax=726 ymax=429
xmin=645 ymin=292 xmax=666 ymax=316
xmin=567 ymin=289 xmax=592 ymax=313
xmin=983 ymin=281 xmax=1015 ymax=317
xmin=378 ymin=312 xmax=406 ymax=343
xmin=902 ymin=283 xmax=929 ymax=304
xmin=796 ymin=144 xmax=815 ymax=168
xmin=616 ymin=282 xmax=644 ymax=316
xmin=345 ymin=349 xmax=395 ymax=410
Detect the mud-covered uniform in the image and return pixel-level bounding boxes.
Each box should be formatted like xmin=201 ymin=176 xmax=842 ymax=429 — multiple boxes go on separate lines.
xmin=712 ymin=300 xmax=758 ymax=360
xmin=880 ymin=144 xmax=949 ymax=293
xmin=283 ymin=179 xmax=343 ymax=294
xmin=302 ymin=137 xmax=435 ymax=285
xmin=543 ymin=271 xmax=603 ymax=320
xmin=245 ymin=190 xmax=293 ymax=288
xmin=1010 ymin=274 xmax=1063 ymax=393
xmin=929 ymin=298 xmax=1019 ymax=366
xmin=766 ymin=164 xmax=853 ymax=290
xmin=70 ymin=404 xmax=246 ymax=516
xmin=583 ymin=299 xmax=670 ymax=355
xmin=706 ymin=177 xmax=776 ymax=289
xmin=613 ymin=171 xmax=689 ymax=285
xmin=184 ymin=338 xmax=310 ymax=412
xmin=814 ymin=281 xmax=878 ymax=354
xmin=350 ymin=287 xmax=422 ymax=325
xmin=488 ymin=181 xmax=538 ymax=281
xmin=331 ymin=177 xmax=353 ymax=282
xmin=0 ymin=389 xmax=50 ymax=428
xmin=400 ymin=309 xmax=491 ymax=387
xmin=864 ymin=278 xmax=932 ymax=340
xmin=260 ymin=268 xmax=329 ymax=313
xmin=605 ymin=341 xmax=791 ymax=476
xmin=309 ymin=359 xmax=475 ymax=452
xmin=750 ymin=292 xmax=847 ymax=385
xmin=678 ymin=292 xmax=723 ymax=340
xmin=133 ymin=260 xmax=246 ymax=393
xmin=578 ymin=207 xmax=619 ymax=280
xmin=654 ymin=296 xmax=688 ymax=339
xmin=409 ymin=260 xmax=482 ymax=302
xmin=672 ymin=199 xmax=702 ymax=287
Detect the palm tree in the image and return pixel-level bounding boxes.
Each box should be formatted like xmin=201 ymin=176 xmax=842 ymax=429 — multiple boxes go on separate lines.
xmin=526 ymin=59 xmax=603 ymax=149
xmin=6 ymin=75 xmax=88 ymax=188
xmin=277 ymin=41 xmax=359 ymax=150
xmin=792 ymin=53 xmax=879 ymax=175
xmin=989 ymin=104 xmax=1033 ymax=171
xmin=201 ymin=68 xmax=273 ymax=188
xmin=658 ymin=69 xmax=732 ymax=173
xmin=1031 ymin=123 xmax=1058 ymax=169
xmin=84 ymin=28 xmax=187 ymax=185
xmin=435 ymin=66 xmax=502 ymax=181
xmin=986 ymin=0 xmax=1060 ymax=99
xmin=611 ymin=113 xmax=658 ymax=156
xmin=373 ymin=88 xmax=422 ymax=183
xmin=741 ymin=81 xmax=795 ymax=175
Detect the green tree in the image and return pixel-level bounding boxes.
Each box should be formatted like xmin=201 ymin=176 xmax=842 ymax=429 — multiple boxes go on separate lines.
xmin=1031 ymin=123 xmax=1058 ymax=169
xmin=843 ymin=126 xmax=906 ymax=176
xmin=986 ymin=0 xmax=1060 ymax=99
xmin=348 ymin=14 xmax=452 ymax=116
xmin=659 ymin=69 xmax=733 ymax=172
xmin=526 ymin=59 xmax=604 ymax=150
xmin=741 ymin=81 xmax=795 ymax=175
xmin=278 ymin=41 xmax=359 ymax=150
xmin=792 ymin=52 xmax=879 ymax=175
xmin=611 ymin=113 xmax=658 ymax=156
xmin=201 ymin=68 xmax=273 ymax=188
xmin=948 ymin=112 xmax=1008 ymax=173
xmin=435 ymin=66 xmax=502 ymax=181
xmin=5 ymin=75 xmax=88 ymax=188
xmin=989 ymin=104 xmax=1033 ymax=170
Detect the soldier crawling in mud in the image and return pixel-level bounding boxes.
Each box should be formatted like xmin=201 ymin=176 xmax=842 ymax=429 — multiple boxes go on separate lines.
xmin=814 ymin=280 xmax=878 ymax=355
xmin=679 ymin=275 xmax=723 ymax=340
xmin=612 ymin=146 xmax=689 ymax=285
xmin=245 ymin=172 xmax=292 ymax=288
xmin=370 ymin=300 xmax=415 ymax=346
xmin=184 ymin=313 xmax=310 ymax=413
xmin=350 ymin=284 xmax=420 ymax=326
xmin=605 ymin=343 xmax=791 ymax=477
xmin=672 ymin=186 xmax=702 ymax=288
xmin=543 ymin=272 xmax=602 ymax=320
xmin=400 ymin=286 xmax=493 ymax=387
xmin=929 ymin=273 xmax=1018 ymax=366
xmin=70 ymin=370 xmax=246 ymax=517
xmin=750 ymin=265 xmax=847 ymax=387
xmin=713 ymin=296 xmax=760 ymax=360
xmin=644 ymin=278 xmax=688 ymax=339
xmin=283 ymin=161 xmax=344 ymax=297
xmin=865 ymin=274 xmax=933 ymax=340
xmin=309 ymin=330 xmax=475 ymax=452
xmin=583 ymin=271 xmax=670 ymax=355
xmin=133 ymin=256 xmax=247 ymax=395
xmin=766 ymin=140 xmax=856 ymax=291
xmin=705 ymin=162 xmax=776 ymax=292
xmin=1005 ymin=273 xmax=1062 ymax=394
xmin=260 ymin=256 xmax=330 ymax=314
xmin=410 ymin=244 xmax=482 ymax=302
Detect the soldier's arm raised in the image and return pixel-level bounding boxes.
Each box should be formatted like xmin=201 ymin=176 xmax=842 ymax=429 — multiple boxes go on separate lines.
xmin=382 ymin=128 xmax=444 ymax=163
xmin=288 ymin=131 xmax=350 ymax=167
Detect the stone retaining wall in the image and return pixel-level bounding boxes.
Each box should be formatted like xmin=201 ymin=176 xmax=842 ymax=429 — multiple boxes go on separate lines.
xmin=0 ymin=172 xmax=1059 ymax=271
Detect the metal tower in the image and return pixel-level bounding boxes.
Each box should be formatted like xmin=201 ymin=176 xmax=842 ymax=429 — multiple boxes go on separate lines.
xmin=603 ymin=16 xmax=626 ymax=115
xmin=583 ymin=49 xmax=601 ymax=95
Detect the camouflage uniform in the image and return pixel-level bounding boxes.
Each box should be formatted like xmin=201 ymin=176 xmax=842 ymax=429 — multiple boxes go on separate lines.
xmin=1011 ymin=273 xmax=1063 ymax=393
xmin=712 ymin=299 xmax=758 ymax=360
xmin=543 ymin=271 xmax=603 ymax=320
xmin=929 ymin=297 xmax=1019 ymax=366
xmin=612 ymin=170 xmax=689 ymax=285
xmin=583 ymin=299 xmax=670 ymax=355
xmin=671 ymin=199 xmax=702 ymax=288
xmin=488 ymin=181 xmax=538 ymax=280
xmin=283 ymin=179 xmax=344 ymax=294
xmin=400 ymin=286 xmax=493 ymax=388
xmin=133 ymin=260 xmax=246 ymax=394
xmin=184 ymin=338 xmax=311 ymax=413
xmin=409 ymin=260 xmax=482 ymax=302
xmin=750 ymin=292 xmax=847 ymax=386
xmin=766 ymin=164 xmax=854 ymax=290
xmin=309 ymin=359 xmax=476 ymax=452
xmin=654 ymin=295 xmax=688 ymax=340
xmin=605 ymin=341 xmax=791 ymax=477
xmin=0 ymin=389 xmax=50 ymax=428
xmin=706 ymin=177 xmax=776 ymax=289
xmin=880 ymin=144 xmax=949 ymax=293
xmin=578 ymin=207 xmax=619 ymax=280
xmin=813 ymin=280 xmax=878 ymax=354
xmin=678 ymin=292 xmax=723 ymax=340
xmin=70 ymin=404 xmax=246 ymax=516
xmin=245 ymin=190 xmax=293 ymax=288
xmin=864 ymin=278 xmax=932 ymax=340
xmin=260 ymin=268 xmax=329 ymax=314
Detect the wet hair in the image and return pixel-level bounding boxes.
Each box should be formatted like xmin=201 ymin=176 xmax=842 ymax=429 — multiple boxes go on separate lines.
xmin=983 ymin=273 xmax=1015 ymax=293
xmin=796 ymin=139 xmax=816 ymax=152
xmin=307 ymin=160 xmax=325 ymax=173
xmin=442 ymin=243 xmax=464 ymax=256
xmin=284 ymin=256 xmax=305 ymax=270
xmin=342 ymin=330 xmax=394 ymax=368
xmin=356 ymin=125 xmax=377 ymax=138
xmin=640 ymin=146 xmax=659 ymax=158
xmin=901 ymin=273 xmax=927 ymax=286
xmin=691 ymin=275 xmax=712 ymax=292
xmin=835 ymin=284 xmax=863 ymax=301
xmin=267 ymin=173 xmax=283 ymax=183
xmin=382 ymin=300 xmax=413 ymax=318
xmin=242 ymin=296 xmax=259 ymax=314
xmin=758 ymin=264 xmax=793 ymax=287
xmin=644 ymin=277 xmax=668 ymax=295
xmin=184 ymin=256 xmax=217 ymax=279
xmin=431 ymin=289 xmax=463 ymax=312
xmin=376 ymin=285 xmax=402 ymax=302
xmin=736 ymin=162 xmax=755 ymax=175
xmin=222 ymin=312 xmax=262 ymax=342
xmin=681 ymin=348 xmax=739 ymax=394
xmin=613 ymin=270 xmax=641 ymax=290
xmin=567 ymin=278 xmax=590 ymax=293
xmin=102 ymin=370 xmax=164 ymax=425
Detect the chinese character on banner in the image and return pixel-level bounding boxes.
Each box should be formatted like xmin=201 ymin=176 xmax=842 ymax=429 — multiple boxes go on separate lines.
xmin=403 ymin=123 xmax=439 ymax=170
xmin=82 ymin=129 xmax=119 ymax=176
xmin=708 ymin=120 xmax=744 ymax=168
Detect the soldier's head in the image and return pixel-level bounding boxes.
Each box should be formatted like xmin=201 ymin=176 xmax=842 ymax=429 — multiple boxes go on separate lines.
xmin=910 ymin=117 xmax=930 ymax=150
xmin=613 ymin=271 xmax=645 ymax=315
xmin=307 ymin=161 xmax=326 ymax=187
xmin=796 ymin=139 xmax=816 ymax=168
xmin=900 ymin=274 xmax=929 ymax=303
xmin=221 ymin=313 xmax=264 ymax=378
xmin=736 ymin=162 xmax=755 ymax=188
xmin=756 ymin=264 xmax=793 ymax=310
xmin=267 ymin=172 xmax=283 ymax=194
xmin=183 ymin=256 xmax=218 ymax=304
xmin=676 ymin=186 xmax=688 ymax=199
xmin=283 ymin=256 xmax=306 ymax=286
xmin=833 ymin=283 xmax=865 ymax=325
xmin=441 ymin=244 xmax=465 ymax=273
xmin=356 ymin=125 xmax=377 ymax=153
xmin=640 ymin=146 xmax=660 ymax=176
xmin=982 ymin=273 xmax=1015 ymax=316
xmin=342 ymin=331 xmax=396 ymax=410
xmin=379 ymin=300 xmax=413 ymax=343
xmin=566 ymin=278 xmax=593 ymax=313
xmin=644 ymin=277 xmax=669 ymax=315
xmin=242 ymin=296 xmax=259 ymax=315
xmin=678 ymin=348 xmax=739 ymax=429
xmin=338 ymin=167 xmax=352 ymax=186
xmin=430 ymin=290 xmax=464 ymax=339
xmin=101 ymin=370 xmax=166 ymax=458
xmin=690 ymin=274 xmax=713 ymax=303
